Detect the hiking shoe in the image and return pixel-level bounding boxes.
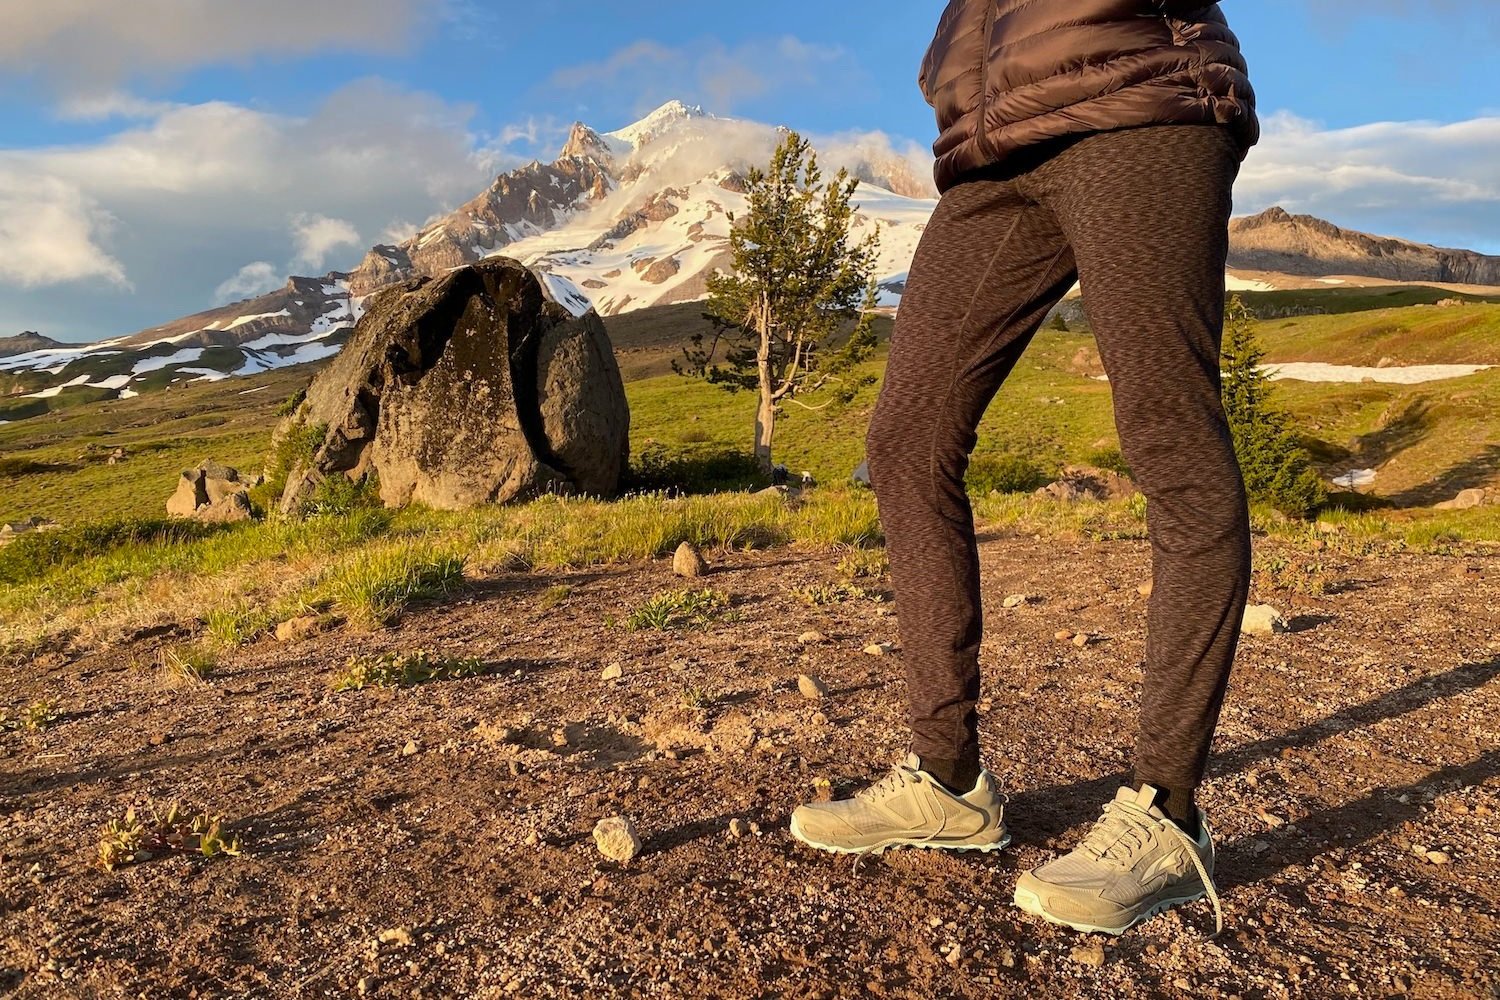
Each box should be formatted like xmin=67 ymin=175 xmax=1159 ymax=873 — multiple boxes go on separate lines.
xmin=1013 ymin=784 xmax=1223 ymax=936
xmin=789 ymin=753 xmax=1010 ymax=857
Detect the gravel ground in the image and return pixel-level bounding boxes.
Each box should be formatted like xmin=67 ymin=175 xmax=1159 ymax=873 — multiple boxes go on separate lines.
xmin=2 ymin=528 xmax=1497 ymax=999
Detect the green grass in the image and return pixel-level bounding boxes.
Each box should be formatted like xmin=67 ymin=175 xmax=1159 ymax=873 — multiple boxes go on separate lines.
xmin=620 ymin=587 xmax=731 ymax=631
xmin=2 ymin=291 xmax=1498 ymax=654
xmin=314 ymin=541 xmax=467 ymax=630
xmin=330 ymin=649 xmax=488 ymax=691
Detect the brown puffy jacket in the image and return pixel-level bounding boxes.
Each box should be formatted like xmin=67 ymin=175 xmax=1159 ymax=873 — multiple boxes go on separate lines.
xmin=919 ymin=0 xmax=1258 ymax=191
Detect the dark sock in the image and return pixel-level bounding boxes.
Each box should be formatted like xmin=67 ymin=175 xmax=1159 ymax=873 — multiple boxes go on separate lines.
xmin=919 ymin=752 xmax=981 ymax=795
xmin=1133 ymin=778 xmax=1201 ymax=840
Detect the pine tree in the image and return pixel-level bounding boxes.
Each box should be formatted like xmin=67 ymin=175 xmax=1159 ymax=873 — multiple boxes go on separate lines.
xmin=676 ymin=132 xmax=881 ymax=472
xmin=1220 ymin=295 xmax=1327 ymax=518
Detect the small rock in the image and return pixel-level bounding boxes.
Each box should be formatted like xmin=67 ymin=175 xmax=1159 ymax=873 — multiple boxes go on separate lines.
xmin=797 ymin=674 xmax=828 ymax=700
xmin=945 ymin=944 xmax=962 ymax=967
xmin=863 ymin=642 xmax=893 ymax=656
xmin=592 ymin=816 xmax=642 ymax=864
xmin=728 ymin=818 xmax=750 ymax=838
xmin=600 ymin=662 xmax=623 ymax=681
xmin=378 ymin=927 xmax=414 ymax=947
xmin=402 ymin=740 xmax=419 ymax=757
xmin=1425 ymin=850 xmax=1452 ymax=865
xmin=523 ymin=831 xmax=540 ymax=847
xmin=798 ymin=630 xmax=828 ymax=644
xmin=811 ymin=711 xmax=829 ymax=725
xmin=1054 ymin=629 xmax=1073 ymax=641
xmin=508 ymin=759 xmax=525 ymax=777
xmin=358 ymin=976 xmax=376 ymax=995
xmin=1002 ymin=594 xmax=1026 ymax=609
xmin=672 ymin=542 xmax=709 ymax=578
xmin=275 ymin=615 xmax=321 ymax=643
xmin=1137 ymin=581 xmax=1153 ymax=598
xmin=1241 ymin=604 xmax=1289 ymax=635
xmin=1071 ymin=942 xmax=1107 ymax=968
xmin=1072 ymin=633 xmax=1091 ymax=648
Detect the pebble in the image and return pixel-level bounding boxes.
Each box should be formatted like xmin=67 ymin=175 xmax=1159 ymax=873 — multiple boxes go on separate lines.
xmin=1002 ymin=594 xmax=1026 ymax=609
xmin=672 ymin=542 xmax=709 ymax=578
xmin=799 ymin=630 xmax=828 ymax=644
xmin=1072 ymin=633 xmax=1091 ymax=648
xmin=378 ymin=927 xmax=414 ymax=947
xmin=600 ymin=662 xmax=623 ymax=681
xmin=402 ymin=740 xmax=419 ymax=757
xmin=508 ymin=760 xmax=525 ymax=777
xmin=358 ymin=976 xmax=376 ymax=995
xmin=797 ymin=674 xmax=828 ymax=700
xmin=728 ymin=818 xmax=751 ymax=838
xmin=1241 ymin=604 xmax=1290 ymax=635
xmin=1054 ymin=629 xmax=1074 ymax=641
xmin=1071 ymin=942 xmax=1107 ymax=968
xmin=592 ymin=816 xmax=642 ymax=864
xmin=1425 ymin=850 xmax=1452 ymax=865
xmin=863 ymin=642 xmax=893 ymax=656
xmin=523 ymin=831 xmax=540 ymax=847
xmin=1137 ymin=581 xmax=1153 ymax=597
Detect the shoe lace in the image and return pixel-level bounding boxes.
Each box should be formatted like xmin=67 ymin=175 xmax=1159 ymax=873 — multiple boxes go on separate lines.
xmin=850 ymin=764 xmax=939 ymax=872
xmin=1081 ymin=801 xmax=1224 ymax=938
xmin=854 ymin=765 xmax=914 ymax=803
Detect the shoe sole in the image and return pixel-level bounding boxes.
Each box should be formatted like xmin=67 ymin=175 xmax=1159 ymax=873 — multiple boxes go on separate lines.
xmin=788 ymin=813 xmax=1012 ymax=856
xmin=1012 ymin=884 xmax=1206 ymax=936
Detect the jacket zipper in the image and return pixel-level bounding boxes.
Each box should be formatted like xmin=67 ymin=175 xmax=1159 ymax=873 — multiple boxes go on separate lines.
xmin=976 ymin=0 xmax=999 ymax=159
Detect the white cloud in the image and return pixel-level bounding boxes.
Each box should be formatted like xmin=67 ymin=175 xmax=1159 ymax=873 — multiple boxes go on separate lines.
xmin=214 ymin=262 xmax=282 ymax=303
xmin=56 ymin=92 xmax=182 ymax=122
xmin=0 ymin=79 xmax=524 ymax=339
xmin=290 ymin=214 xmax=361 ymax=271
xmin=379 ymin=221 xmax=420 ymax=245
xmin=1236 ymin=112 xmax=1500 ymax=252
xmin=0 ymin=174 xmax=129 ymax=289
xmin=547 ymin=36 xmax=858 ymax=116
xmin=0 ymin=0 xmax=431 ymax=91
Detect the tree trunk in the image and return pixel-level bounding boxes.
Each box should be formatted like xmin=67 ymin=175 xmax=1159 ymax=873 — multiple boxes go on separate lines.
xmin=754 ymin=310 xmax=776 ymax=473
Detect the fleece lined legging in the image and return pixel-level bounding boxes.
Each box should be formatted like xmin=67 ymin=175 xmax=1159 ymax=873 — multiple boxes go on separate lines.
xmin=867 ymin=124 xmax=1252 ymax=792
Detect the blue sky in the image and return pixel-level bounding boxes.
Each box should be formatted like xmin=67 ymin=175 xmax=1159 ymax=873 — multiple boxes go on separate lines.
xmin=1 ymin=0 xmax=1497 ymax=341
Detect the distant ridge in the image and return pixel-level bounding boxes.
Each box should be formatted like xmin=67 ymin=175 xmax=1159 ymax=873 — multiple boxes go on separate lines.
xmin=0 ymin=332 xmax=62 ymax=358
xmin=1230 ymin=206 xmax=1500 ymax=285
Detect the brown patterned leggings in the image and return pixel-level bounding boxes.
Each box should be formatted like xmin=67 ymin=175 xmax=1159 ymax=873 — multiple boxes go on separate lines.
xmin=867 ymin=124 xmax=1251 ymax=792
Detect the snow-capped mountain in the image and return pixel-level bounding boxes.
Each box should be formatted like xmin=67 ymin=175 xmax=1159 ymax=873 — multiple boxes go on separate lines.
xmin=1 ymin=101 xmax=934 ymax=413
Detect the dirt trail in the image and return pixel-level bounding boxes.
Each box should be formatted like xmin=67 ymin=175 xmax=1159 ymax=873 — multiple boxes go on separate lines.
xmin=3 ymin=531 xmax=1497 ymax=998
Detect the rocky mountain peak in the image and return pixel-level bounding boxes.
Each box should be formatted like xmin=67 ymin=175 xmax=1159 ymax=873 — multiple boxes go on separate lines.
xmin=561 ymin=121 xmax=614 ymax=161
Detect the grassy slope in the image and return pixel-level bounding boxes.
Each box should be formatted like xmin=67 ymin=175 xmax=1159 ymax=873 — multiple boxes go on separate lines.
xmin=2 ymin=293 xmax=1498 ymax=526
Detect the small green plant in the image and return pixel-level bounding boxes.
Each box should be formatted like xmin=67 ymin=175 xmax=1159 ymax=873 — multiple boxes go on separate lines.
xmin=792 ymin=581 xmax=875 ymax=606
xmin=1256 ymin=553 xmax=1329 ymax=596
xmin=157 ymin=644 xmax=216 ymax=685
xmin=2 ymin=699 xmax=60 ymax=732
xmin=836 ymin=547 xmax=888 ymax=580
xmin=967 ymin=453 xmax=1051 ymax=496
xmin=622 ymin=588 xmax=731 ymax=631
xmin=98 ymin=801 xmax=244 ymax=871
xmin=331 ymin=649 xmax=489 ymax=691
xmin=679 ymin=684 xmax=713 ymax=709
xmin=1084 ymin=446 xmax=1132 ymax=477
xmin=537 ymin=584 xmax=573 ymax=610
xmin=275 ymin=387 xmax=307 ymax=418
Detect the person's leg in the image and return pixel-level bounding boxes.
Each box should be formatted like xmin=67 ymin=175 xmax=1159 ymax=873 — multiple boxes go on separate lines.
xmin=1033 ymin=124 xmax=1251 ymax=804
xmin=866 ymin=170 xmax=1078 ymax=788
xmin=1013 ymin=123 xmax=1248 ymax=938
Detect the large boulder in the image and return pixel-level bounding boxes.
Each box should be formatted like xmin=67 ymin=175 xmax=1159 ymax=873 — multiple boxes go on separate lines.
xmin=167 ymin=463 xmax=253 ymax=523
xmin=272 ymin=258 xmax=629 ymax=514
xmin=1034 ymin=465 xmax=1139 ymax=503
